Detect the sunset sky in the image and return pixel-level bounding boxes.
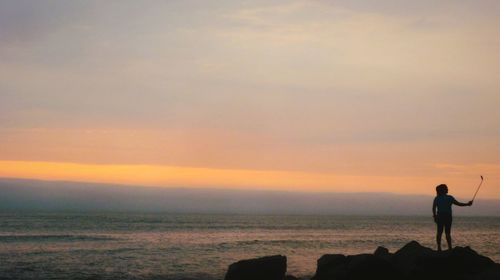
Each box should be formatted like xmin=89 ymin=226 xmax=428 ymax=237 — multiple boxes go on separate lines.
xmin=1 ymin=0 xmax=499 ymax=198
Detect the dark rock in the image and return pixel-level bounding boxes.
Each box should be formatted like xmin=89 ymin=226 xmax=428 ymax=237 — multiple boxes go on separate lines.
xmin=312 ymin=253 xmax=400 ymax=280
xmin=346 ymin=254 xmax=400 ymax=280
xmin=374 ymin=246 xmax=389 ymax=256
xmin=313 ymin=254 xmax=347 ymax=280
xmin=224 ymin=255 xmax=286 ymax=280
xmin=225 ymin=242 xmax=499 ymax=280
xmin=312 ymin=241 xmax=498 ymax=280
xmin=412 ymin=246 xmax=495 ymax=280
xmin=449 ymin=246 xmax=495 ymax=272
xmin=374 ymin=246 xmax=392 ymax=261
xmin=392 ymin=240 xmax=435 ymax=274
xmin=476 ymin=263 xmax=500 ymax=280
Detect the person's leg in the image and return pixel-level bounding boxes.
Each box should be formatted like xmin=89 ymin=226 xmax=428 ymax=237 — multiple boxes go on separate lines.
xmin=436 ymin=219 xmax=444 ymax=251
xmin=445 ymin=215 xmax=452 ymax=250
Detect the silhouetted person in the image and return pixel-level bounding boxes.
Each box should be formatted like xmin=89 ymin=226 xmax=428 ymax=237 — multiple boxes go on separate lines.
xmin=432 ymin=184 xmax=472 ymax=251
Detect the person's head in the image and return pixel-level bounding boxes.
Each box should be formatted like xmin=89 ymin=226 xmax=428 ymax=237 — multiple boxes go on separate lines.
xmin=436 ymin=184 xmax=448 ymax=196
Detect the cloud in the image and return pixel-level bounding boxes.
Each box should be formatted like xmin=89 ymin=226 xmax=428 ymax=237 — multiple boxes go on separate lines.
xmin=0 ymin=1 xmax=91 ymax=45
xmin=0 ymin=1 xmax=499 ymax=190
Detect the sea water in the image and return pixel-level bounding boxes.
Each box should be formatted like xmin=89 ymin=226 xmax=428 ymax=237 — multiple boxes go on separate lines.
xmin=0 ymin=213 xmax=499 ymax=279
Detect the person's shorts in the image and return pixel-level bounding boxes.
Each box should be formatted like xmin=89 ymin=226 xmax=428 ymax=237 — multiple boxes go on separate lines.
xmin=437 ymin=213 xmax=452 ymax=229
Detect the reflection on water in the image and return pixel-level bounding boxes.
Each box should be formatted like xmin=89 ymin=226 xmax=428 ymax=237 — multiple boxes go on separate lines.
xmin=0 ymin=213 xmax=499 ymax=279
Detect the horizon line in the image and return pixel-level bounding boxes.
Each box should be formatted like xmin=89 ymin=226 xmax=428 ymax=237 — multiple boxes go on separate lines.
xmin=1 ymin=176 xmax=497 ymax=201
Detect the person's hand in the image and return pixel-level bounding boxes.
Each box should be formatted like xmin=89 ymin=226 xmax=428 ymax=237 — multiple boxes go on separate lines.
xmin=468 ymin=200 xmax=473 ymax=206
xmin=433 ymin=215 xmax=438 ymax=223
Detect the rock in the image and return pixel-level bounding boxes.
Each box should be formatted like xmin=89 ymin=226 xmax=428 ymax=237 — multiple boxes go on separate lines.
xmin=312 ymin=254 xmax=347 ymax=280
xmin=224 ymin=255 xmax=287 ymax=280
xmin=476 ymin=264 xmax=500 ymax=280
xmin=449 ymin=246 xmax=495 ymax=272
xmin=312 ymin=241 xmax=498 ymax=280
xmin=374 ymin=246 xmax=393 ymax=261
xmin=225 ymin=242 xmax=499 ymax=280
xmin=346 ymin=254 xmax=400 ymax=280
xmin=312 ymin=253 xmax=400 ymax=280
xmin=392 ymin=240 xmax=435 ymax=273
xmin=412 ymin=246 xmax=495 ymax=280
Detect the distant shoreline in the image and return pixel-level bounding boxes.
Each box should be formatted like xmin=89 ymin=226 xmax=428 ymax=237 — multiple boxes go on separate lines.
xmin=1 ymin=177 xmax=500 ymax=215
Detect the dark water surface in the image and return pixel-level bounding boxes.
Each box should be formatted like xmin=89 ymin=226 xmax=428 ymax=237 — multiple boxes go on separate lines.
xmin=1 ymin=213 xmax=499 ymax=279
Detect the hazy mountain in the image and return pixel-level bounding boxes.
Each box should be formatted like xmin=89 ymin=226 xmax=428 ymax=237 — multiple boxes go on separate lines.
xmin=0 ymin=178 xmax=498 ymax=215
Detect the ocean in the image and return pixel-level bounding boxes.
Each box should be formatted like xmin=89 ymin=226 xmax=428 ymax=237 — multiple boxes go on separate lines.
xmin=0 ymin=213 xmax=499 ymax=280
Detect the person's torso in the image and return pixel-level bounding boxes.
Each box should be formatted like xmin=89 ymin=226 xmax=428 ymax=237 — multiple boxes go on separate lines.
xmin=435 ymin=195 xmax=454 ymax=214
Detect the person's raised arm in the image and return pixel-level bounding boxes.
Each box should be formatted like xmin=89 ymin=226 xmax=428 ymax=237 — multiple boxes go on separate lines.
xmin=452 ymin=197 xmax=473 ymax=207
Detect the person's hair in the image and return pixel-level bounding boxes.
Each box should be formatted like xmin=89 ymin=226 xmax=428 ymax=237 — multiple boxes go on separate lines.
xmin=436 ymin=184 xmax=448 ymax=196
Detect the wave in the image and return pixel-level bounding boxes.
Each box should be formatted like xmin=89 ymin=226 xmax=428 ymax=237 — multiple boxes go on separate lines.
xmin=0 ymin=234 xmax=116 ymax=242
xmin=226 ymin=238 xmax=386 ymax=246
xmin=0 ymin=269 xmax=218 ymax=280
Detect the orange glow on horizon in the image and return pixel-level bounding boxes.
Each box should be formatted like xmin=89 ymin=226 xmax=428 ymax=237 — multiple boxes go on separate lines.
xmin=2 ymin=160 xmax=496 ymax=198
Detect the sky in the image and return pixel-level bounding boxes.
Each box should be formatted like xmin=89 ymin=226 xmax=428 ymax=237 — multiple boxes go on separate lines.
xmin=1 ymin=0 xmax=499 ymax=198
